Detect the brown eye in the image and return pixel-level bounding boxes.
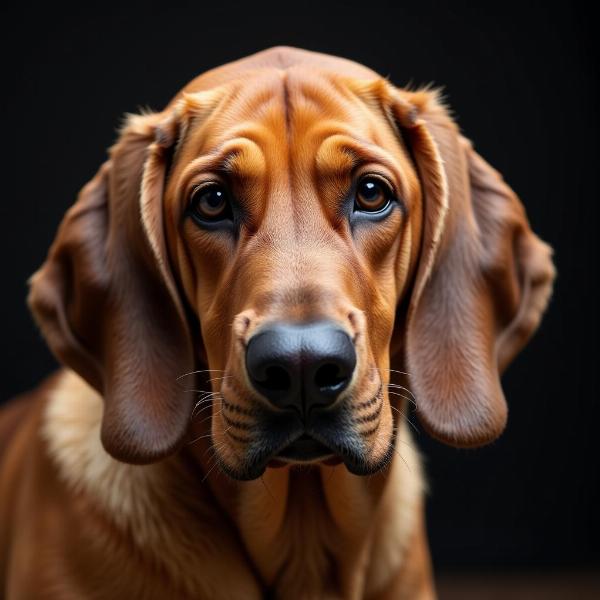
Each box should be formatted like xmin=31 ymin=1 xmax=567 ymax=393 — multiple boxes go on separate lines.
xmin=355 ymin=177 xmax=392 ymax=212
xmin=190 ymin=184 xmax=231 ymax=222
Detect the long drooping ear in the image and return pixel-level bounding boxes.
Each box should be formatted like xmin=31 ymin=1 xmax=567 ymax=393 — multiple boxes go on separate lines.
xmin=389 ymin=87 xmax=555 ymax=447
xmin=28 ymin=109 xmax=196 ymax=464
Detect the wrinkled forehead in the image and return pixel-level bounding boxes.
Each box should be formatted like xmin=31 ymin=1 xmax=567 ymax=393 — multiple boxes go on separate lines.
xmin=171 ymin=68 xmax=419 ymax=201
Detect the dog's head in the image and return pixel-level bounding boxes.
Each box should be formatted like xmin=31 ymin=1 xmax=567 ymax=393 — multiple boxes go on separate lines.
xmin=28 ymin=48 xmax=554 ymax=478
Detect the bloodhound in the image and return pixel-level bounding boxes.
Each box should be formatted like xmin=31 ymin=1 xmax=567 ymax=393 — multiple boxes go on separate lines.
xmin=0 ymin=47 xmax=555 ymax=599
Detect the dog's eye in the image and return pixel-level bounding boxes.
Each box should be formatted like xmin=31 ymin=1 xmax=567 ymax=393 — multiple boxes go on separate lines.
xmin=189 ymin=184 xmax=231 ymax=222
xmin=355 ymin=177 xmax=392 ymax=213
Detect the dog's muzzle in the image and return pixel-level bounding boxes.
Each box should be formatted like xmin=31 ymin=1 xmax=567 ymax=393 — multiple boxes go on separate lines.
xmin=245 ymin=320 xmax=356 ymax=462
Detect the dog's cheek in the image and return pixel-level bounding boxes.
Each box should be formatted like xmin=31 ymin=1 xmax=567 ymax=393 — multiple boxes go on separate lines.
xmin=366 ymin=401 xmax=395 ymax=467
xmin=357 ymin=242 xmax=410 ymax=369
xmin=209 ymin=407 xmax=238 ymax=464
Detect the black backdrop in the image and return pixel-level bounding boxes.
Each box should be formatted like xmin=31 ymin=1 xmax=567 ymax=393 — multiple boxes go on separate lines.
xmin=1 ymin=0 xmax=597 ymax=572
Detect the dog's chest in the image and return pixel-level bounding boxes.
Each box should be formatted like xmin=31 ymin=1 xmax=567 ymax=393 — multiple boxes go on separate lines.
xmin=235 ymin=468 xmax=377 ymax=599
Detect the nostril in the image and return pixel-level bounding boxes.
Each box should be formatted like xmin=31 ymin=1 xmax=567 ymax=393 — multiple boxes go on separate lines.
xmin=260 ymin=365 xmax=292 ymax=392
xmin=314 ymin=363 xmax=348 ymax=391
xmin=245 ymin=322 xmax=356 ymax=411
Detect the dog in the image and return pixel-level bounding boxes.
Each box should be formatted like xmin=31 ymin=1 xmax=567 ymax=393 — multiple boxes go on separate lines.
xmin=0 ymin=47 xmax=555 ymax=599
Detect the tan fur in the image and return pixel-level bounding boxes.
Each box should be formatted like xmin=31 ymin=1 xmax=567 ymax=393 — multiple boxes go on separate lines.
xmin=37 ymin=369 xmax=424 ymax=599
xmin=41 ymin=370 xmax=262 ymax=599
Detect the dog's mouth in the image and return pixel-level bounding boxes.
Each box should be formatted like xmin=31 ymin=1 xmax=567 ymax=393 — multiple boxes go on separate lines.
xmin=215 ymin=390 xmax=393 ymax=479
xmin=219 ymin=420 xmax=392 ymax=479
xmin=271 ymin=433 xmax=339 ymax=465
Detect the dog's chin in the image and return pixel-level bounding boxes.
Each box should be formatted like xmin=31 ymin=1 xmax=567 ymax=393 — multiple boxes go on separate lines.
xmin=341 ymin=440 xmax=396 ymax=476
xmin=214 ymin=431 xmax=396 ymax=481
xmin=313 ymin=431 xmax=396 ymax=477
xmin=215 ymin=455 xmax=268 ymax=482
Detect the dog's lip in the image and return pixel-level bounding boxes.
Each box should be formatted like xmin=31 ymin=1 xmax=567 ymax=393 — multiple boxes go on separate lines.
xmin=270 ymin=433 xmax=337 ymax=465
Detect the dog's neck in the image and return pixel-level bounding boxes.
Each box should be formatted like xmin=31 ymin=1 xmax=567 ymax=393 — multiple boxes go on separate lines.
xmin=43 ymin=370 xmax=423 ymax=599
xmin=187 ymin=409 xmax=423 ymax=598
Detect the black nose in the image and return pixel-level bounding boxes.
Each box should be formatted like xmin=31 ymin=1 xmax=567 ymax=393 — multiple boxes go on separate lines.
xmin=245 ymin=321 xmax=356 ymax=416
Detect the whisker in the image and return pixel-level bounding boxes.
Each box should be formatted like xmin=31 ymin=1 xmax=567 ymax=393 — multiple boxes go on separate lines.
xmin=391 ymin=444 xmax=411 ymax=472
xmin=190 ymin=390 xmax=226 ymax=400
xmin=191 ymin=395 xmax=222 ymax=418
xmin=390 ymin=405 xmax=420 ymax=434
xmin=194 ymin=391 xmax=222 ymax=403
xmin=192 ymin=405 xmax=213 ymax=420
xmin=197 ymin=409 xmax=223 ymax=427
xmin=195 ymin=408 xmax=224 ymax=427
xmin=202 ymin=437 xmax=243 ymax=484
xmin=387 ymin=390 xmax=417 ymax=408
xmin=192 ymin=396 xmax=219 ymax=411
xmin=187 ymin=430 xmax=220 ymax=445
xmin=195 ymin=390 xmax=223 ymax=399
xmin=193 ymin=426 xmax=232 ymax=450
xmin=176 ymin=369 xmax=226 ymax=381
xmin=193 ymin=401 xmax=219 ymax=414
xmin=201 ymin=440 xmax=219 ymax=460
xmin=370 ymin=367 xmax=412 ymax=376
xmin=201 ymin=454 xmax=223 ymax=483
xmin=387 ymin=383 xmax=417 ymax=402
xmin=370 ymin=422 xmax=412 ymax=473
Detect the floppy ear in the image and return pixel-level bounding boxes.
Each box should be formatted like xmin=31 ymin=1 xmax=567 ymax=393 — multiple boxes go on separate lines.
xmin=28 ymin=110 xmax=196 ymax=464
xmin=390 ymin=88 xmax=555 ymax=447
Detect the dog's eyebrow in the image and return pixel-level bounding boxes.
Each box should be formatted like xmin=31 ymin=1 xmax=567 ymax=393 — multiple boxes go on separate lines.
xmin=178 ymin=136 xmax=266 ymax=185
xmin=315 ymin=134 xmax=359 ymax=175
xmin=220 ymin=138 xmax=266 ymax=179
xmin=316 ymin=133 xmax=396 ymax=171
xmin=315 ymin=133 xmax=409 ymax=193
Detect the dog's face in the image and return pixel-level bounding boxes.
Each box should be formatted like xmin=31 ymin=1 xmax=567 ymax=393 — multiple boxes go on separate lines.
xmin=28 ymin=48 xmax=555 ymax=475
xmin=163 ymin=70 xmax=422 ymax=478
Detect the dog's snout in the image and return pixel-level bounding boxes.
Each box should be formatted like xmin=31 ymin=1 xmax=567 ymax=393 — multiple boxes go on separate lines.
xmin=245 ymin=321 xmax=356 ymax=416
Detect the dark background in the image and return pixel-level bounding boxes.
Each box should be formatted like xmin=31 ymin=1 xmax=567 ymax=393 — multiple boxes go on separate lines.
xmin=1 ymin=0 xmax=597 ymax=575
